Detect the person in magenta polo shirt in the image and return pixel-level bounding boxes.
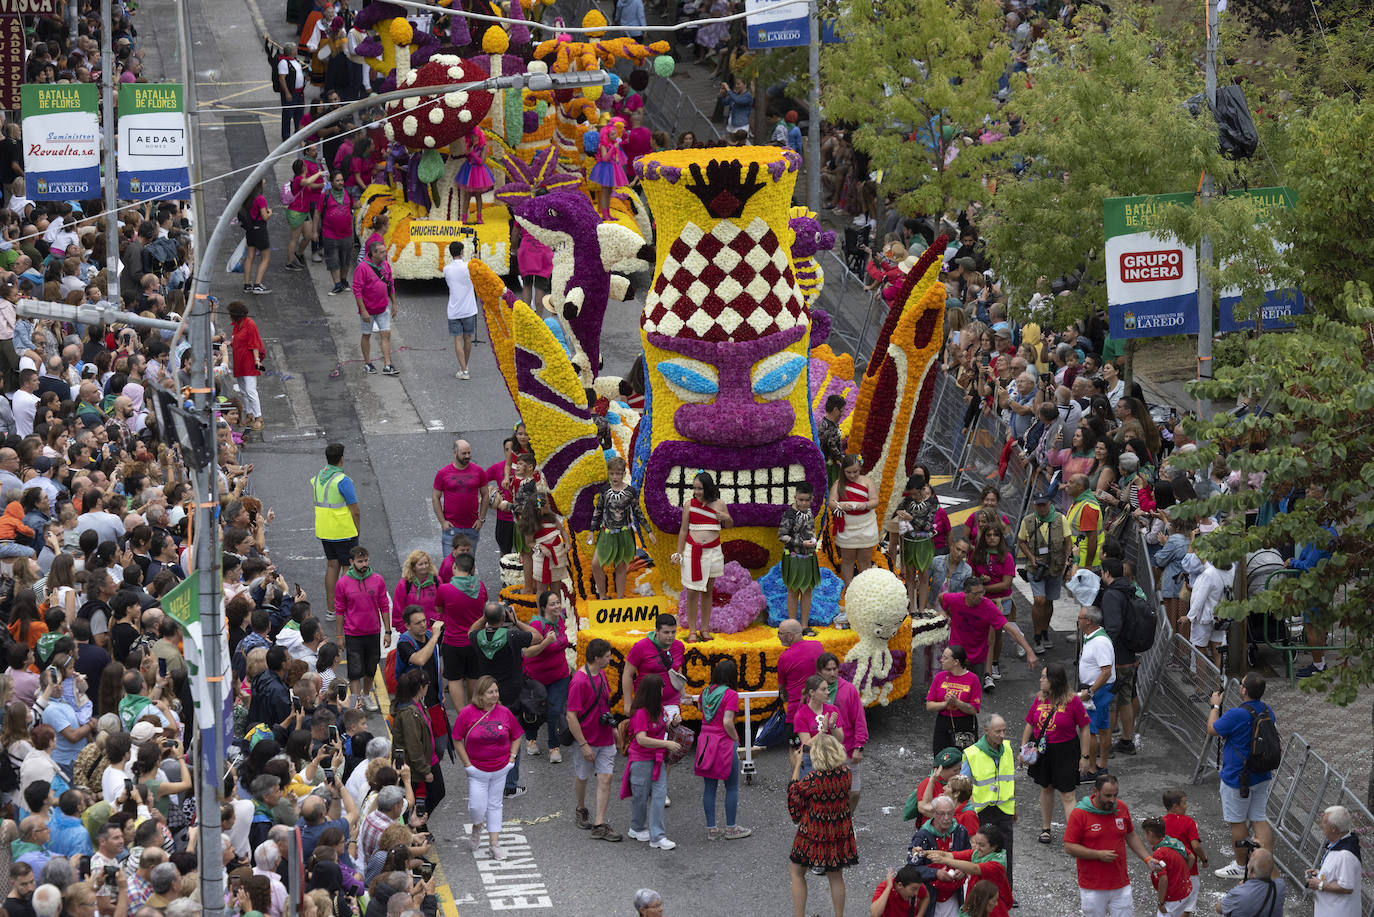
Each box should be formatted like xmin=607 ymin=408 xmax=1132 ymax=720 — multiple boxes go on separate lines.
xmin=522 ymin=590 xmax=572 ymax=760
xmin=432 ymin=437 xmax=490 ymax=556
xmin=776 ymin=618 xmax=825 ymax=721
xmin=938 ymin=576 xmax=1037 ymax=692
xmin=819 ymin=651 xmax=869 ymax=810
xmin=621 ymin=614 xmax=687 ymax=715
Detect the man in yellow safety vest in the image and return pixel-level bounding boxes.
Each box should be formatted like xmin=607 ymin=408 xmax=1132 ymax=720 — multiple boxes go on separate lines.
xmin=312 ymin=442 xmax=360 ymax=641
xmin=961 ymin=713 xmax=1017 ymax=887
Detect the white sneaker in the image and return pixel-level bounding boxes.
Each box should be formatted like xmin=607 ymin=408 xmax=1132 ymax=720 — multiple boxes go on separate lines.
xmin=526 ymin=740 xmax=540 ymax=756
xmin=1214 ymin=862 xmax=1246 ymax=880
xmin=362 ymin=695 xmax=380 ymax=713
xmin=650 ymin=837 xmax=677 ymax=850
xmin=627 ymin=828 xmax=650 ymax=842
xmin=989 ymin=664 xmax=1003 ymax=680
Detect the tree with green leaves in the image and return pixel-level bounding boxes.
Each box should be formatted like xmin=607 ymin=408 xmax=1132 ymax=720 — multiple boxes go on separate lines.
xmin=983 ymin=4 xmax=1227 ymax=329
xmin=1170 ymin=281 xmax=1374 ymax=804
xmin=820 ymin=0 xmax=1009 ymax=217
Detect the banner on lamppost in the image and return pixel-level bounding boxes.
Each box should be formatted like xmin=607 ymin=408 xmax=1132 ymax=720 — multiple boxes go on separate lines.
xmin=21 ymin=83 xmax=100 ymax=200
xmin=1217 ymin=186 xmax=1304 ymax=333
xmin=0 ymin=15 xmax=23 ymax=111
xmin=117 ymin=83 xmax=191 ymax=200
xmin=1104 ymin=193 xmax=1200 ymax=339
xmin=161 ymin=572 xmax=233 ymax=780
xmin=744 ymin=0 xmax=839 ymax=48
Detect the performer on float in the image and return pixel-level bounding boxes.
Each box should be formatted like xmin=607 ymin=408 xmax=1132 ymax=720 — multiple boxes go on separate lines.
xmin=777 ymin=481 xmax=821 ymax=635
xmin=497 ymin=450 xmax=545 ymax=594
xmin=889 ymin=470 xmax=939 ymax=614
xmin=456 ymin=127 xmax=494 ymax=225
xmin=830 ymin=454 xmax=880 ymax=591
xmin=589 ymin=118 xmax=628 ymax=220
xmin=589 ymin=456 xmax=655 ymax=601
xmin=525 ymin=497 xmax=570 ymax=603
xmin=670 ymin=472 xmax=732 ymax=643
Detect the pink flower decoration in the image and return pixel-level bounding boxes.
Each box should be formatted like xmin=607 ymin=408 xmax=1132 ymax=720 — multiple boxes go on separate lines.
xmin=679 ymin=561 xmax=766 ymax=633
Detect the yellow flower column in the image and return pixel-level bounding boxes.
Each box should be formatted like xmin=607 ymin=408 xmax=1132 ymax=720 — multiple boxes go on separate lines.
xmin=634 ymin=147 xmax=827 ymax=591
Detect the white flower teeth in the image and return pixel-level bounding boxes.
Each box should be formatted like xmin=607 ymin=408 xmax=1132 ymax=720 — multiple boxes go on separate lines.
xmin=662 ymin=464 xmax=808 ymax=508
xmin=403 ymin=115 xmax=418 ymax=135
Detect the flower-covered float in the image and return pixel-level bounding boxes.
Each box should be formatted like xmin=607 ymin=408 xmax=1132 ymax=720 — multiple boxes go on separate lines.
xmin=474 ymin=146 xmax=954 ymax=717
xmin=345 ymin=0 xmax=674 ymax=280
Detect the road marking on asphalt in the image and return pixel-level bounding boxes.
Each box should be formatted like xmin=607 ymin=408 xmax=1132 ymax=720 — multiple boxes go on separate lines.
xmin=463 ymin=825 xmax=553 ymax=910
xmin=269 ymin=340 xmax=321 ymax=434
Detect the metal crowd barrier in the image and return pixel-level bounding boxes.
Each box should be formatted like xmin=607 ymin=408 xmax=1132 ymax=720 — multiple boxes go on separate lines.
xmin=1266 ymin=734 xmax=1374 ymax=915
xmin=736 ymin=689 xmax=780 ymax=784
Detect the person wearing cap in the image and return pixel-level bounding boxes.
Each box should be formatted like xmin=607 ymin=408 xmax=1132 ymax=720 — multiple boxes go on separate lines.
xmin=911 ymin=747 xmax=964 ymax=830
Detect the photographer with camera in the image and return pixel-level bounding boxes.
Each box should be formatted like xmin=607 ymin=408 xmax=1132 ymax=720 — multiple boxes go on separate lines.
xmin=1016 ymin=492 xmax=1070 ymax=654
xmin=565 ymin=637 xmax=623 ymax=841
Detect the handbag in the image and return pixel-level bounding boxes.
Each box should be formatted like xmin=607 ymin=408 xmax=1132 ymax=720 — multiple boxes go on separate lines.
xmin=664 ymin=721 xmax=695 ymax=766
xmin=953 ymin=729 xmax=976 ymax=749
xmin=692 ymin=731 xmax=734 ymax=780
xmin=517 ymin=677 xmax=547 ymax=725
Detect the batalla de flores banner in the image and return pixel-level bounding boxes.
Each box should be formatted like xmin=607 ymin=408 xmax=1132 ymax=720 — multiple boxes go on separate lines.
xmin=21 ymin=84 xmax=100 ymax=200
xmin=1217 ymin=186 xmax=1304 ymax=334
xmin=1104 ymin=193 xmax=1200 ymax=340
xmin=117 ymin=83 xmax=191 ymax=200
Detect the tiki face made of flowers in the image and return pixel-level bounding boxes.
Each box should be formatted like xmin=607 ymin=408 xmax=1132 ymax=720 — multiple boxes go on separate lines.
xmin=636 ymin=148 xmax=827 ymax=587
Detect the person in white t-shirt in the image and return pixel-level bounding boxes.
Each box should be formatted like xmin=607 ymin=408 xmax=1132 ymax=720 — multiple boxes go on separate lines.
xmin=443 ymin=239 xmax=479 ymax=380
xmin=100 ymin=731 xmax=135 ymax=807
xmin=12 ymin=368 xmax=38 ymax=437
xmin=1308 ymin=805 xmax=1361 ymax=917
xmin=1076 ymin=605 xmax=1116 ymax=777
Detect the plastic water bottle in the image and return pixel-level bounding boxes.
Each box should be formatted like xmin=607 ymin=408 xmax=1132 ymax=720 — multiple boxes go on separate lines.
xmin=1133 ymin=733 xmax=1144 ymax=754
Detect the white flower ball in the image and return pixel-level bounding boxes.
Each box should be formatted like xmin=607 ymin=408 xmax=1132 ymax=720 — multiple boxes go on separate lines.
xmin=527 ymin=60 xmax=548 ymax=75
xmin=402 ymin=96 xmax=419 ymax=110
xmin=403 ymin=115 xmax=418 ymax=136
xmin=428 ymin=107 xmax=444 ymax=124
xmin=459 ymin=110 xmax=471 ymax=123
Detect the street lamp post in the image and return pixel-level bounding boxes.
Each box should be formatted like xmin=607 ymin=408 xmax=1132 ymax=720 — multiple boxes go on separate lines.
xmin=186 ymin=67 xmax=607 ymax=917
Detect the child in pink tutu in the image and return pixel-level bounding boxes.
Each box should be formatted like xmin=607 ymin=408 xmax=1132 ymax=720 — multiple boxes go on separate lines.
xmin=589 ymin=119 xmax=628 ymax=219
xmin=455 ymin=128 xmax=494 ymax=224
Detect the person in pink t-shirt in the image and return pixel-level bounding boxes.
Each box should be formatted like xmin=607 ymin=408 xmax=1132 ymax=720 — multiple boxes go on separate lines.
xmin=620 ymin=674 xmax=682 ymax=849
xmin=970 ymin=523 xmax=1017 ymax=682
xmin=925 ymin=644 xmax=982 ymax=755
xmin=565 ymin=638 xmax=621 ymax=840
xmin=776 ymin=619 xmax=825 ymax=720
xmin=938 ymin=577 xmax=1037 ymax=692
xmin=793 ymin=674 xmax=845 ymax=778
xmin=435 ymin=551 xmax=486 ymax=710
xmin=522 ymin=590 xmax=572 ymax=760
xmin=432 ymin=438 xmax=490 ymax=557
xmin=453 ymin=675 xmax=521 ymax=860
xmin=621 ymin=615 xmax=687 ymax=712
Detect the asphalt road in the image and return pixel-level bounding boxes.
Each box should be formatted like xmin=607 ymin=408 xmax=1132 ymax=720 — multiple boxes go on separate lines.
xmin=161 ymin=0 xmax=1320 ymax=913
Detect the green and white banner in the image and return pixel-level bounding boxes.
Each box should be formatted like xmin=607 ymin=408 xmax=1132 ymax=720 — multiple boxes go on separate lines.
xmin=117 ymin=83 xmax=190 ymax=200
xmin=1104 ymin=193 xmax=1199 ymax=339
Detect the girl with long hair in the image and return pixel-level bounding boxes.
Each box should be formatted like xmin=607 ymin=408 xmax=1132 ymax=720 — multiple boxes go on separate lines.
xmin=623 ymin=673 xmax=681 ymax=850
xmin=829 ymin=455 xmax=879 ymax=591
xmin=522 ymin=590 xmax=571 ymax=761
xmin=970 ymin=523 xmax=1015 ymax=677
xmin=671 ymin=472 xmax=733 ymax=643
xmin=1019 ymin=663 xmax=1090 ymax=844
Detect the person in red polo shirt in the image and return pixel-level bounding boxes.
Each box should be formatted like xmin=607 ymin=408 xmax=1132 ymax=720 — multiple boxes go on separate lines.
xmin=910 ymin=747 xmax=963 ymax=830
xmin=926 ymin=824 xmax=1013 ymax=917
xmin=1064 ymin=774 xmax=1161 ymax=917
xmin=870 ymin=864 xmax=930 ymax=917
xmin=1141 ymin=816 xmax=1193 ymax=917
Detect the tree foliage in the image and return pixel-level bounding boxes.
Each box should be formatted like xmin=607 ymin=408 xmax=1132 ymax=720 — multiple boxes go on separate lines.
xmin=1279 ymin=98 xmax=1374 ymax=314
xmin=1172 ymin=282 xmax=1374 ymax=711
xmin=820 ymin=0 xmax=1009 ymax=216
xmin=983 ymin=4 xmax=1224 ymax=327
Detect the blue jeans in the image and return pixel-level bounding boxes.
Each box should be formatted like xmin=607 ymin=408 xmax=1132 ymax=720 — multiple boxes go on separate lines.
xmin=702 ymin=754 xmax=740 ymax=829
xmin=504 ymin=745 xmax=521 ymax=793
xmin=629 ymin=760 xmax=667 ymax=842
xmin=442 ymin=527 xmax=480 ymax=557
xmin=523 ymin=676 xmax=569 ymax=749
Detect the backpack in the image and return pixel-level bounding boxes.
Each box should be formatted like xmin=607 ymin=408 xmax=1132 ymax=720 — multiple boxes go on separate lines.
xmin=144 ymin=236 xmax=181 ymax=276
xmin=0 ymin=749 xmax=19 ymax=794
xmin=1119 ymin=588 xmax=1158 ymax=653
xmin=1243 ymin=703 xmax=1282 ymax=775
xmin=383 ymin=632 xmax=421 ymax=697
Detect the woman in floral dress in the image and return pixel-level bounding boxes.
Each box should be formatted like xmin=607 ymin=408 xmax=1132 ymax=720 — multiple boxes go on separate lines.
xmin=787 ymin=733 xmax=857 ymax=917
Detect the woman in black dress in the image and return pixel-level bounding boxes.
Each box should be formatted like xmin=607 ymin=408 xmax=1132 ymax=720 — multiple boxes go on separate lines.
xmin=787 ymin=733 xmax=857 ymax=917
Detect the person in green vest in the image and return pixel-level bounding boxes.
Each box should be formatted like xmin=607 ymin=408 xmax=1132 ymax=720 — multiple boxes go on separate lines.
xmin=311 ymin=442 xmax=360 ymax=643
xmin=960 ymin=713 xmax=1017 ymax=888
xmin=1065 ymin=474 xmax=1104 ymax=571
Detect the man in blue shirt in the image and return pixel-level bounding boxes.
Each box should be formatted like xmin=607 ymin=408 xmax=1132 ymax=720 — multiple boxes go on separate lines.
xmin=1207 ymin=672 xmax=1276 ymax=879
xmin=784 ymin=111 xmax=803 ymax=156
xmin=614 ymin=0 xmax=645 ymax=40
xmin=47 ymin=789 xmax=93 ymax=857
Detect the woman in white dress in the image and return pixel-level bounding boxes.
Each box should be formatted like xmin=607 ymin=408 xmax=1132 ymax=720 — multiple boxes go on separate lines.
xmin=829 ymin=455 xmax=880 ymax=589
xmin=671 ymin=473 xmax=733 ymax=643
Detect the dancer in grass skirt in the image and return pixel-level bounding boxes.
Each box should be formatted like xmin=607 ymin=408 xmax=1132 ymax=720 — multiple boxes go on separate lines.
xmin=777 ymin=482 xmax=821 ymax=634
xmin=590 ymin=456 xmax=655 ymax=599
xmin=889 ymin=471 xmax=939 ymax=614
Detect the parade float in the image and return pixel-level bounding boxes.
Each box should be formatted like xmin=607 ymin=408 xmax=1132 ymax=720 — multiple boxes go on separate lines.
xmin=474 ymin=143 xmax=957 ymax=717
xmin=345 ymin=0 xmax=673 ymax=280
